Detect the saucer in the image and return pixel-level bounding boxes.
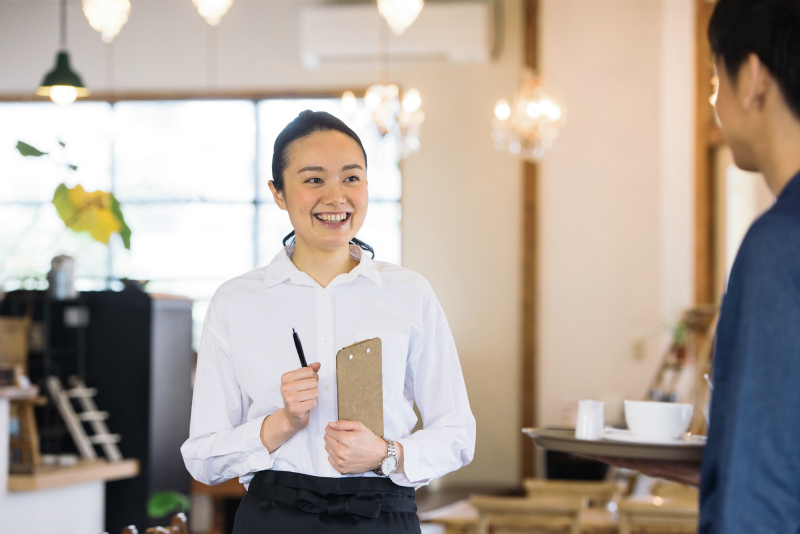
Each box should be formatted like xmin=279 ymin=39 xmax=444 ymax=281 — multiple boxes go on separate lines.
xmin=602 ymin=428 xmax=707 ymax=446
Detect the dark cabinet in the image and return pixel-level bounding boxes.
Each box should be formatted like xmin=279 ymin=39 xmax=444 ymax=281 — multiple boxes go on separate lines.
xmin=0 ymin=289 xmax=194 ymax=533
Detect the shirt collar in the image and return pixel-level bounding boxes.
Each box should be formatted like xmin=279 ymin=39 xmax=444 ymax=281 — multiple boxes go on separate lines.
xmin=777 ymin=168 xmax=800 ymax=204
xmin=262 ymin=244 xmax=382 ymax=289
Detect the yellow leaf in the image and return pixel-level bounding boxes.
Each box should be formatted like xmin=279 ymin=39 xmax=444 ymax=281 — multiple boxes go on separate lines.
xmin=52 ymin=184 xmax=126 ymax=245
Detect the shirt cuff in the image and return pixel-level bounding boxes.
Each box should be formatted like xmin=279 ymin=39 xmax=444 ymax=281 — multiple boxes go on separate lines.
xmin=239 ymin=416 xmax=274 ymax=474
xmin=391 ymin=438 xmax=429 ymax=488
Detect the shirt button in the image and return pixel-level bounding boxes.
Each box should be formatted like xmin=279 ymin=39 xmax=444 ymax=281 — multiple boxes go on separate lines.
xmin=321 ymin=290 xmax=328 ymax=297
xmin=323 ymin=384 xmax=330 ymax=391
xmin=322 ymin=336 xmax=330 ymax=343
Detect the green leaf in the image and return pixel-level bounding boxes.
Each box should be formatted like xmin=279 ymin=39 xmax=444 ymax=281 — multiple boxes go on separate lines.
xmin=16 ymin=141 xmax=48 ymax=157
xmin=110 ymin=193 xmax=132 ymax=250
xmin=58 ymin=139 xmax=66 ymax=148
xmin=68 ymin=164 xmax=78 ymax=171
xmin=147 ymin=491 xmax=190 ymax=519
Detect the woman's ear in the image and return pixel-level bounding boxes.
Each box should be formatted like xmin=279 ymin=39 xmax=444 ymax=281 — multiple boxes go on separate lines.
xmin=268 ymin=180 xmax=287 ymax=211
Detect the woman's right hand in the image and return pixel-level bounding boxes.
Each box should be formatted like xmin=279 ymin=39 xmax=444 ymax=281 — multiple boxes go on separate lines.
xmin=280 ymin=361 xmax=321 ymax=431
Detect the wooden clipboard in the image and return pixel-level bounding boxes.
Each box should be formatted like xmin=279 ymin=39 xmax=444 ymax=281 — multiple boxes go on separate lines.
xmin=336 ymin=337 xmax=383 ymax=437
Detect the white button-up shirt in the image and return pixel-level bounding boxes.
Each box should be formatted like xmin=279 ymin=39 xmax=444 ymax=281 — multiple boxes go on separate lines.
xmin=181 ymin=245 xmax=476 ymax=489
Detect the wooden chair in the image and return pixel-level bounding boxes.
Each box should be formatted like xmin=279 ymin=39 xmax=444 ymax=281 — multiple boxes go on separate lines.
xmin=121 ymin=513 xmax=188 ymax=534
xmin=523 ymin=479 xmax=623 ymax=505
xmin=470 ymin=494 xmax=586 ymax=534
xmin=617 ymin=497 xmax=697 ymax=534
xmin=651 ymin=481 xmax=698 ymax=503
xmin=523 ymin=479 xmax=621 ymax=534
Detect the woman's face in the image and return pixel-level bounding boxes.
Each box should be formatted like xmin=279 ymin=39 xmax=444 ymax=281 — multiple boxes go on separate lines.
xmin=271 ymin=129 xmax=368 ymax=254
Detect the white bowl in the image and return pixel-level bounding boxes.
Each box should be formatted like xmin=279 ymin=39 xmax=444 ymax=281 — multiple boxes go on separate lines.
xmin=624 ymin=400 xmax=693 ymax=441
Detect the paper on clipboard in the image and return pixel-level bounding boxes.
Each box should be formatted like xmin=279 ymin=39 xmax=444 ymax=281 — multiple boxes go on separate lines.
xmin=336 ymin=337 xmax=383 ymax=437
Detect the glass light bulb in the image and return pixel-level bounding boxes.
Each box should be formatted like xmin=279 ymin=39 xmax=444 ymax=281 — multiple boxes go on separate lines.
xmin=377 ymin=0 xmax=425 ymax=36
xmin=526 ymin=101 xmax=542 ymax=119
xmin=402 ymin=88 xmax=422 ymax=113
xmin=82 ymin=0 xmax=131 ymax=43
xmin=50 ymin=86 xmax=78 ymax=105
xmin=494 ymin=99 xmax=511 ymax=121
xmin=192 ymin=0 xmax=233 ymax=26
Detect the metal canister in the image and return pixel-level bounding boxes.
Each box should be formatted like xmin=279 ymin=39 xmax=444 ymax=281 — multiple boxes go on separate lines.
xmin=47 ymin=255 xmax=78 ymax=300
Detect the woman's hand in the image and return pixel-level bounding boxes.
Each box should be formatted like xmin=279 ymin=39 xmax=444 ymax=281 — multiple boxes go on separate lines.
xmin=324 ymin=421 xmax=388 ymax=474
xmin=260 ymin=362 xmax=321 ymax=452
xmin=281 ymin=362 xmax=321 ymax=431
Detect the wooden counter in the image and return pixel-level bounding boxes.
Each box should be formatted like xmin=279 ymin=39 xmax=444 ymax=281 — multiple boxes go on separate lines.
xmin=8 ymin=458 xmax=139 ymax=492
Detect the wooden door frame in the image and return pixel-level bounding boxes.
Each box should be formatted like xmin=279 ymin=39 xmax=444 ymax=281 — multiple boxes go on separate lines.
xmin=695 ymin=0 xmax=725 ymax=306
xmin=521 ymin=0 xmax=539 ymax=480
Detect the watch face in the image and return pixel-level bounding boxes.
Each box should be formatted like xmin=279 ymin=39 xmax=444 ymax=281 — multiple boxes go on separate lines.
xmin=381 ymin=455 xmax=398 ymax=474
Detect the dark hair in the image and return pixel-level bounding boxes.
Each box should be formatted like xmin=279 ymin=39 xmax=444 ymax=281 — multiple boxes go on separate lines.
xmin=271 ymin=110 xmax=374 ymax=258
xmin=708 ymin=0 xmax=800 ymax=119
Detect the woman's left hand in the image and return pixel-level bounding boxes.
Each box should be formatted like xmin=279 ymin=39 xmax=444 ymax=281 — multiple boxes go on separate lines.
xmin=324 ymin=421 xmax=386 ymax=474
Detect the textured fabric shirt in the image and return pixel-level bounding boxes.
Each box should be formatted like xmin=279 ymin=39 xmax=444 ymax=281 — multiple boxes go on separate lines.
xmin=700 ymin=170 xmax=800 ymax=534
xmin=181 ymin=245 xmax=476 ymax=489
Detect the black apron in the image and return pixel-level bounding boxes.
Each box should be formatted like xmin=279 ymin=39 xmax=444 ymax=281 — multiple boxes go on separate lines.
xmin=232 ymin=470 xmax=421 ymax=534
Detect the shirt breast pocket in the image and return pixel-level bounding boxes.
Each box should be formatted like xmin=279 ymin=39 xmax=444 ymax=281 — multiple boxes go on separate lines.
xmin=355 ymin=329 xmax=410 ymax=402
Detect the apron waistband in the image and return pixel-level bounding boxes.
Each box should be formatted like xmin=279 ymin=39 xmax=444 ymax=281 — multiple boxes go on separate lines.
xmin=247 ymin=471 xmax=417 ymax=519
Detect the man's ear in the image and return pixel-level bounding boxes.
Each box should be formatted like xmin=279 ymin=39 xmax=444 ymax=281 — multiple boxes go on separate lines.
xmin=741 ymin=53 xmax=771 ymax=111
xmin=268 ymin=180 xmax=287 ymax=211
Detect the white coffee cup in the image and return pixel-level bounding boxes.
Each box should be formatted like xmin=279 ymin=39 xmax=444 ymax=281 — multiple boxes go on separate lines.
xmin=575 ymin=400 xmax=605 ymax=440
xmin=624 ymin=400 xmax=693 ymax=441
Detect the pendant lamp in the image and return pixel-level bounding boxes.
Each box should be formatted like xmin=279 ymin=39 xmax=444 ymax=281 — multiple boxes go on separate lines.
xmin=37 ymin=0 xmax=89 ymax=105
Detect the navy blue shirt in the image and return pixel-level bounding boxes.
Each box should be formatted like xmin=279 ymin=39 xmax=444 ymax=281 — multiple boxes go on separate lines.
xmin=700 ymin=170 xmax=800 ymax=534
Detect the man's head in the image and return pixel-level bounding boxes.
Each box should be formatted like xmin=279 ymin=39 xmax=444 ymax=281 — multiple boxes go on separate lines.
xmin=709 ymin=0 xmax=800 ymax=171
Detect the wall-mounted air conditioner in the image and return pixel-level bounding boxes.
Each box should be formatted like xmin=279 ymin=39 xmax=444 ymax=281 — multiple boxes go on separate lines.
xmin=298 ymin=1 xmax=495 ymax=70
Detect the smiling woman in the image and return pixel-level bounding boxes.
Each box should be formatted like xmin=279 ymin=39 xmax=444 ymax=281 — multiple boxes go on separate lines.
xmin=181 ymin=110 xmax=476 ymax=534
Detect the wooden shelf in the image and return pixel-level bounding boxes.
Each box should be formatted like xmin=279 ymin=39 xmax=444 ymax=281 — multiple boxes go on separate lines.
xmin=0 ymin=386 xmax=39 ymax=400
xmin=8 ymin=458 xmax=139 ymax=492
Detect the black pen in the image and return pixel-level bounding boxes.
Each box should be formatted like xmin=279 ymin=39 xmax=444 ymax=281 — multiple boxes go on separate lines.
xmin=292 ymin=328 xmax=308 ymax=367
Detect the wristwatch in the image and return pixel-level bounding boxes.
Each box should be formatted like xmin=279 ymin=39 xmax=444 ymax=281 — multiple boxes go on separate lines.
xmin=374 ymin=438 xmax=398 ymax=476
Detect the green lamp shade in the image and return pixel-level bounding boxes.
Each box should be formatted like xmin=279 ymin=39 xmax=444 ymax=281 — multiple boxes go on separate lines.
xmin=36 ymin=51 xmax=89 ymax=97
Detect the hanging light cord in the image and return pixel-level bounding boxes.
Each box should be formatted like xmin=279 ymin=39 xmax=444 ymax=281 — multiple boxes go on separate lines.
xmin=60 ymin=0 xmax=67 ymax=49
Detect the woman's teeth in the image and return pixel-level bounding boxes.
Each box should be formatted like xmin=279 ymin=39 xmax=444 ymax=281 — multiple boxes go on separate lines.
xmin=316 ymin=213 xmax=348 ymax=223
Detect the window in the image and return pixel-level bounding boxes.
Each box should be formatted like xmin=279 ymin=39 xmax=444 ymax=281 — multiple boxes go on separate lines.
xmin=1 ymin=98 xmax=403 ymax=346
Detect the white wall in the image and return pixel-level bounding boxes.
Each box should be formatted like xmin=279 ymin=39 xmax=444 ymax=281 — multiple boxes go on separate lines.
xmin=537 ymin=0 xmax=695 ymax=428
xmin=0 ymin=0 xmax=524 ymax=487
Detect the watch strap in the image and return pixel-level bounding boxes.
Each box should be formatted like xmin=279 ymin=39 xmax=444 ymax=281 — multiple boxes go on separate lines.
xmin=374 ymin=438 xmax=396 ymax=476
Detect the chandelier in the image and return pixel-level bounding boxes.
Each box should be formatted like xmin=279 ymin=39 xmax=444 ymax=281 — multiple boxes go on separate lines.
xmin=492 ymin=70 xmax=565 ymax=161
xmin=342 ymin=84 xmax=425 ymax=158
xmin=82 ymin=0 xmax=131 ymax=43
xmin=377 ymin=0 xmax=424 ymax=36
xmin=193 ymin=0 xmax=234 ymax=26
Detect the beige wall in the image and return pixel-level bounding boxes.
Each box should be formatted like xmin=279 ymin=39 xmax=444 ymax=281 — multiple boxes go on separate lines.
xmin=0 ymin=0 xmax=525 ymax=488
xmin=538 ymin=0 xmax=695 ymax=428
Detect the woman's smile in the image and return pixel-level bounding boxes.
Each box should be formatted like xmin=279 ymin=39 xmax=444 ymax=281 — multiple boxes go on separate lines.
xmin=314 ymin=211 xmax=352 ymax=226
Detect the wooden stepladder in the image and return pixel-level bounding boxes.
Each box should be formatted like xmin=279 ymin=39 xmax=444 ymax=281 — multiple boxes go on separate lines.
xmin=46 ymin=375 xmax=123 ymax=462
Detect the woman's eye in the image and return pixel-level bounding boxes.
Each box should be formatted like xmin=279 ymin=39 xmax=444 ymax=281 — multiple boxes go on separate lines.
xmin=305 ymin=177 xmax=323 ymax=184
xmin=345 ymin=175 xmax=360 ymax=182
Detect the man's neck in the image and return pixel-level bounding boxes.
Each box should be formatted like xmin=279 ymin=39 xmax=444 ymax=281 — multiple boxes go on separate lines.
xmin=758 ymin=114 xmax=800 ymax=197
xmin=291 ymin=240 xmax=357 ymax=288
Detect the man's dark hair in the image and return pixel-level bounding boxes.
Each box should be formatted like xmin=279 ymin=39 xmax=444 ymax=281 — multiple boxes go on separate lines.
xmin=708 ymin=0 xmax=800 ymax=119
